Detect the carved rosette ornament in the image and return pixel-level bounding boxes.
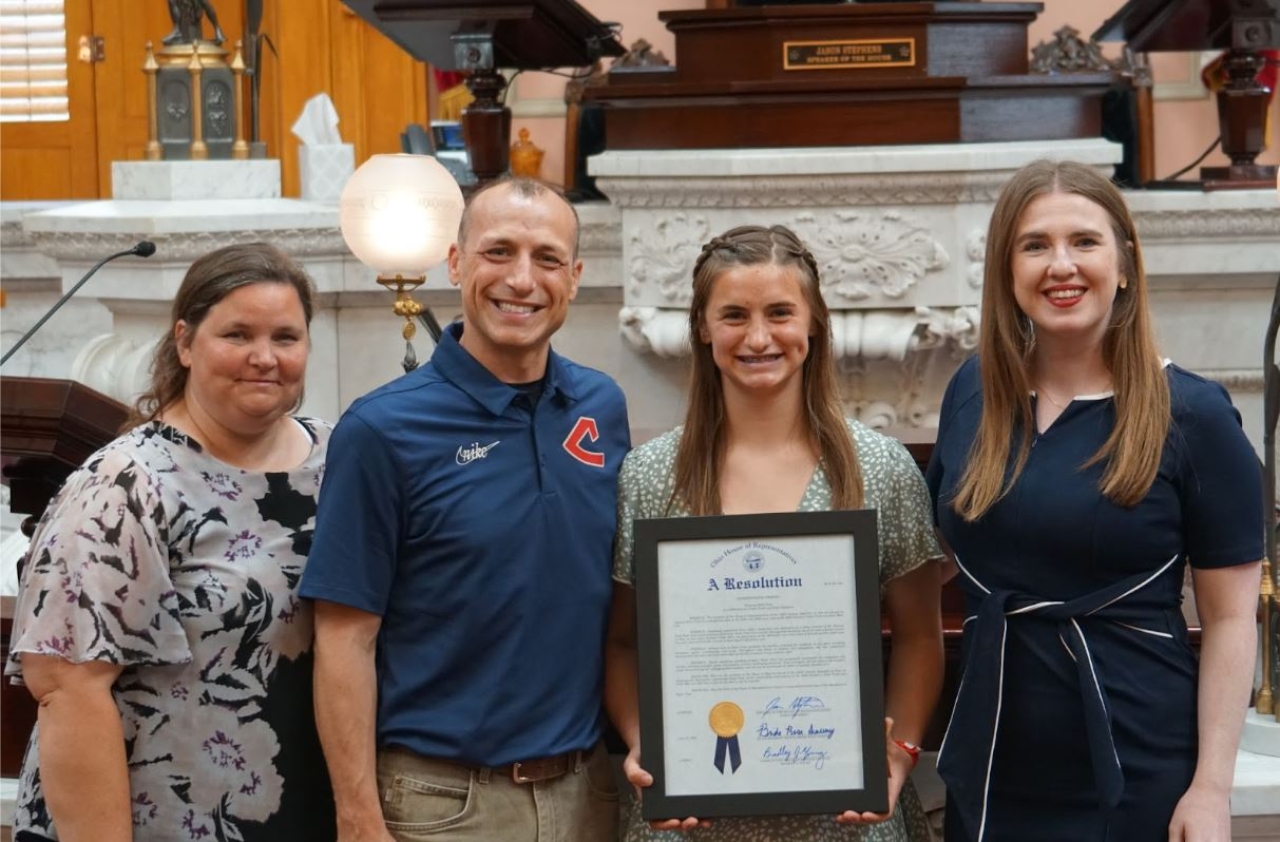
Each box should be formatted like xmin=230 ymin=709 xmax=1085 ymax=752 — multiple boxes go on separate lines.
xmin=627 ymin=213 xmax=710 ymax=303
xmin=796 ymin=211 xmax=949 ymax=301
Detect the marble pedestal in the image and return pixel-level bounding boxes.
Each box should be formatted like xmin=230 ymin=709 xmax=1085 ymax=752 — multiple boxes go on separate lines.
xmin=1243 ymin=708 xmax=1280 ymax=758
xmin=589 ymin=140 xmax=1280 ymax=446
xmin=111 ymin=160 xmax=282 ymax=200
xmin=10 ymin=162 xmax=348 ymax=420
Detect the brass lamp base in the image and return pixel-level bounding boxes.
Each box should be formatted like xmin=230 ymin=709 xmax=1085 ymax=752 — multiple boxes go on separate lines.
xmin=377 ymin=274 xmax=426 ymax=372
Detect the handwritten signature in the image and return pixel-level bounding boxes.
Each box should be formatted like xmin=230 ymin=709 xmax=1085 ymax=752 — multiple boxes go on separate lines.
xmin=763 ymin=695 xmax=829 ymax=718
xmin=761 ymin=744 xmax=829 ymax=770
xmin=757 ymin=722 xmax=836 ymax=740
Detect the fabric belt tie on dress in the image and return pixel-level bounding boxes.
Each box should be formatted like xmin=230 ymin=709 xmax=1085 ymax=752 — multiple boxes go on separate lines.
xmin=936 ymin=554 xmax=1180 ymax=841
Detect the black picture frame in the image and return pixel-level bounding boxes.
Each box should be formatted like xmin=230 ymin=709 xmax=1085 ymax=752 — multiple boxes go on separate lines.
xmin=633 ymin=509 xmax=887 ymax=820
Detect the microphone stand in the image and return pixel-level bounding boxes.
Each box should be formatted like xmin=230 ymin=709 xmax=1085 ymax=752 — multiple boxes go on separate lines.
xmin=1 ymin=242 xmax=156 ymax=368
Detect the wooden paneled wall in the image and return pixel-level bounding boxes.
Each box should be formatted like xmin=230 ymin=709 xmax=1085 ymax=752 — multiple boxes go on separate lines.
xmin=261 ymin=1 xmax=430 ymax=197
xmin=0 ymin=0 xmax=429 ymax=201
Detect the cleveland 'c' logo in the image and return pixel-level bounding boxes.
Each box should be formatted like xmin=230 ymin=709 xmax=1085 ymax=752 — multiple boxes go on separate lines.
xmin=563 ymin=417 xmax=605 ymax=467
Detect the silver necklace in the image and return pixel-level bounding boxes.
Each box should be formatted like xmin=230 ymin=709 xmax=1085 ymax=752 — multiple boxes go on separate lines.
xmin=1036 ymin=388 xmax=1070 ymax=410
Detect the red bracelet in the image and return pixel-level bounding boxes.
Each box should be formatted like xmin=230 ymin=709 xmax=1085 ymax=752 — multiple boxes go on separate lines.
xmin=893 ymin=739 xmax=921 ymax=769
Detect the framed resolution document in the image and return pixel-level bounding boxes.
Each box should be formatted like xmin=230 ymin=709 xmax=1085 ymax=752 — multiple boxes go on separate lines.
xmin=634 ymin=510 xmax=886 ymax=820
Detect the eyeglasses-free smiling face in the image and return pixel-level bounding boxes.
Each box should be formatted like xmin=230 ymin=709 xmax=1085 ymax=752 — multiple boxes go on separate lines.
xmin=698 ymin=262 xmax=814 ymax=399
xmin=175 ymin=281 xmax=309 ymax=435
xmin=448 ymin=184 xmax=583 ymax=383
xmin=1011 ymin=190 xmax=1127 ymax=351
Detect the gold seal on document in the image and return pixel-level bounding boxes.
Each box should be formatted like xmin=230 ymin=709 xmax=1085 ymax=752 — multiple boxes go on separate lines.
xmin=708 ymin=702 xmax=745 ymax=738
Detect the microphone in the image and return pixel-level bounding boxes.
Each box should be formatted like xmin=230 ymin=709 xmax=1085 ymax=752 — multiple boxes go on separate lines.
xmin=1 ymin=241 xmax=156 ymax=368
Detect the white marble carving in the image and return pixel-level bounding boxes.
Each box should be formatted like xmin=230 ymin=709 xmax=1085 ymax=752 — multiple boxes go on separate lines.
xmin=1 ymin=138 xmax=1277 ymax=458
xmin=618 ymin=307 xmax=690 ymax=358
xmin=577 ymin=205 xmax=622 ymax=254
xmin=965 ymin=230 xmax=986 ymax=290
xmin=916 ymin=305 xmax=982 ymax=353
xmin=797 ymin=210 xmax=950 ymax=301
xmin=620 ymin=305 xmax=982 ymax=364
xmin=590 ymin=140 xmax=1121 ymax=209
xmin=26 ymin=226 xmax=347 ymax=264
xmin=71 ymin=334 xmax=157 ymax=407
xmin=2 ymin=202 xmax=66 ymax=281
xmin=627 ymin=213 xmax=710 ymax=304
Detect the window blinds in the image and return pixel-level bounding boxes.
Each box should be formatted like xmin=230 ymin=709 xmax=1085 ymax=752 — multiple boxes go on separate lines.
xmin=0 ymin=0 xmax=69 ymax=122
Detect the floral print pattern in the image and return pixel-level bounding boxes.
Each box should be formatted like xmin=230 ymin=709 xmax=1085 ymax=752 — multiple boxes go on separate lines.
xmin=613 ymin=419 xmax=940 ymax=842
xmin=5 ymin=419 xmax=335 ymax=841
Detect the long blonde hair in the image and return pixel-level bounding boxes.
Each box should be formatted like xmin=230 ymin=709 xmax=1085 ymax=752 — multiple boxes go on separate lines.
xmin=952 ymin=160 xmax=1169 ymax=521
xmin=672 ymin=225 xmax=863 ymax=515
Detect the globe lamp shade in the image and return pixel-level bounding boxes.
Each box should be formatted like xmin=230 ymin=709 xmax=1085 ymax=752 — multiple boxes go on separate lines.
xmin=339 ymin=154 xmax=465 ymax=279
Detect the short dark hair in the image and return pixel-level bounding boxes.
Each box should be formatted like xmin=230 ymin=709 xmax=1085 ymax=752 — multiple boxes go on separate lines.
xmin=456 ymin=175 xmax=581 ymax=259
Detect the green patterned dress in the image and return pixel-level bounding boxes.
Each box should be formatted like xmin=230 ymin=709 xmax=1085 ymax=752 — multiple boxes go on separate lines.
xmin=613 ymin=419 xmax=940 ymax=842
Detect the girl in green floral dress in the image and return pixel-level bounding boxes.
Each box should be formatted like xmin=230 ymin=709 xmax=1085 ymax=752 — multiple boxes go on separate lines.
xmin=605 ymin=225 xmax=942 ymax=842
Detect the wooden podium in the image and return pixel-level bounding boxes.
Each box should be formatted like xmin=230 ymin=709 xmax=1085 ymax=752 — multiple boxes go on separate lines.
xmin=342 ymin=0 xmax=623 ymax=183
xmin=585 ymin=2 xmax=1114 ymax=150
xmin=1095 ymin=0 xmax=1280 ymax=188
xmin=1 ymin=376 xmax=127 ymax=777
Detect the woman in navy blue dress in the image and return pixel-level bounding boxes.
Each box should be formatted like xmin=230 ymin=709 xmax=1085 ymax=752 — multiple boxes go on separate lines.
xmin=926 ymin=160 xmax=1262 ymax=842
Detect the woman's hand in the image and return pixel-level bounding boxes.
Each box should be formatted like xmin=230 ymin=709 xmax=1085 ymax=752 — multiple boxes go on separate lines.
xmin=836 ymin=718 xmax=913 ymax=826
xmin=1170 ymin=562 xmax=1261 ymax=842
xmin=1167 ymin=781 xmax=1231 ymax=841
xmin=623 ymin=744 xmax=712 ymax=832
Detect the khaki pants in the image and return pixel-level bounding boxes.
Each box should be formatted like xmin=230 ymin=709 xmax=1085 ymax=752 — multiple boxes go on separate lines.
xmin=377 ymin=743 xmax=620 ymax=842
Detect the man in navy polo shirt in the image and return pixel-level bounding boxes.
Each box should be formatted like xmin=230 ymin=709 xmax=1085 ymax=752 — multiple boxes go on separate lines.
xmin=301 ymin=177 xmax=630 ymax=842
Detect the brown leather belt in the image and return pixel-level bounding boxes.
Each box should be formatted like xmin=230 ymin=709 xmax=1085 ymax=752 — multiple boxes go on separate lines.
xmin=493 ymin=750 xmax=584 ymax=784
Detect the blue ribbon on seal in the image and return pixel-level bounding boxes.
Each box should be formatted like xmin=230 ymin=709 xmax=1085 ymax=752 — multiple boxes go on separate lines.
xmin=713 ymin=735 xmax=742 ymax=774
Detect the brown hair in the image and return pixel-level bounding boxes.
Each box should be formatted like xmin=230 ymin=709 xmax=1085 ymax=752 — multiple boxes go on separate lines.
xmin=128 ymin=242 xmax=316 ymax=428
xmin=952 ymin=159 xmax=1169 ymax=520
xmin=671 ymin=224 xmax=863 ymax=515
xmin=457 ymin=175 xmax=581 ymax=259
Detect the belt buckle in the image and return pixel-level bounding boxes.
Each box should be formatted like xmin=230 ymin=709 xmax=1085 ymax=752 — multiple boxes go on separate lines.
xmin=509 ymin=754 xmax=570 ymax=784
xmin=511 ymin=761 xmax=536 ymax=784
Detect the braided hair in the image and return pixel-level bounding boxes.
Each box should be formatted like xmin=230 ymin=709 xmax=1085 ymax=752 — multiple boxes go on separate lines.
xmin=671 ymin=225 xmax=864 ymax=515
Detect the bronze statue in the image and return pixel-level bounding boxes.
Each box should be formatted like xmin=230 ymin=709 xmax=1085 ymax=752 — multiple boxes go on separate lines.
xmin=164 ymin=0 xmax=226 ymax=46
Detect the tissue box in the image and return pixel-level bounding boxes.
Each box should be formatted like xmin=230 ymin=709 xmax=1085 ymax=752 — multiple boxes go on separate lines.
xmin=298 ymin=143 xmax=354 ymax=203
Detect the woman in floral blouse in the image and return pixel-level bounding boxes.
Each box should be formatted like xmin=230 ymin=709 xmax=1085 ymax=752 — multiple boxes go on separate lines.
xmin=606 ymin=225 xmax=943 ymax=842
xmin=6 ymin=242 xmax=335 ymax=841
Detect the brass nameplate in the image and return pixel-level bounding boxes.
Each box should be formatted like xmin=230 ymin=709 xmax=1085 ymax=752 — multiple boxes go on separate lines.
xmin=783 ymin=39 xmax=916 ymax=71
